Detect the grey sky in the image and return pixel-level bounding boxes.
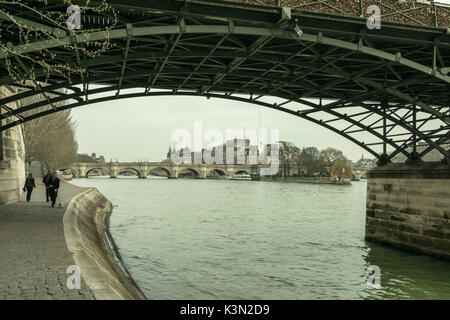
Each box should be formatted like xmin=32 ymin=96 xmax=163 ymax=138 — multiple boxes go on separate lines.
xmin=71 ymin=87 xmax=382 ymax=163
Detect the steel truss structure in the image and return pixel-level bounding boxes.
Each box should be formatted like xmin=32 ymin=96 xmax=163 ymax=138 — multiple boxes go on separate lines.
xmin=224 ymin=0 xmax=450 ymax=28
xmin=0 ymin=0 xmax=449 ymax=164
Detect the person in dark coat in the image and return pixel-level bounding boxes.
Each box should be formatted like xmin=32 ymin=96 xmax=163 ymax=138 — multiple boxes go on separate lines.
xmin=23 ymin=173 xmax=36 ymax=202
xmin=48 ymin=172 xmax=60 ymax=208
xmin=42 ymin=171 xmax=51 ymax=202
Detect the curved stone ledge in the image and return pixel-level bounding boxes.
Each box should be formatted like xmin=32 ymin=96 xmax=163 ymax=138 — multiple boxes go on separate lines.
xmin=63 ymin=187 xmax=146 ymax=300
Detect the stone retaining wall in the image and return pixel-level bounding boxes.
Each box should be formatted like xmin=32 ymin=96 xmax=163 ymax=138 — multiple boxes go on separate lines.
xmin=63 ymin=187 xmax=146 ymax=300
xmin=0 ymin=86 xmax=26 ymax=205
xmin=366 ymin=162 xmax=450 ymax=261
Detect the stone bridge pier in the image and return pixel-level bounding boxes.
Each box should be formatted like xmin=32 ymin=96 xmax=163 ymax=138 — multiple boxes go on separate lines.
xmin=77 ymin=166 xmax=87 ymax=178
xmin=200 ymin=167 xmax=207 ymax=179
xmin=136 ymin=164 xmax=149 ymax=179
xmin=109 ymin=165 xmax=119 ymax=179
xmin=365 ymin=163 xmax=450 ymax=262
xmin=169 ymin=166 xmax=179 ymax=179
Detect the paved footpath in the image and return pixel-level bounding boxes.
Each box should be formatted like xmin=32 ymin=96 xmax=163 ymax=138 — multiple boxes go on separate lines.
xmin=0 ymin=180 xmax=95 ymax=300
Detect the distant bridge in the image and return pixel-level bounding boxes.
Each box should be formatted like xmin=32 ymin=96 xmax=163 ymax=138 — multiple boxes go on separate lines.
xmin=351 ymin=166 xmax=372 ymax=180
xmin=67 ymin=162 xmax=259 ymax=179
xmin=69 ymin=161 xmax=373 ymax=180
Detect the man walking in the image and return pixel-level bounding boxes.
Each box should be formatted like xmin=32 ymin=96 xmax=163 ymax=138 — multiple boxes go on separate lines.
xmin=42 ymin=171 xmax=51 ymax=202
xmin=23 ymin=173 xmax=36 ymax=202
xmin=48 ymin=172 xmax=60 ymax=208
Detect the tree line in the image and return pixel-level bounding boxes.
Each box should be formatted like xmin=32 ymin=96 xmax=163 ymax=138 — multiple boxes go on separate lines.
xmin=278 ymin=141 xmax=352 ymax=179
xmin=21 ymin=89 xmax=78 ymax=171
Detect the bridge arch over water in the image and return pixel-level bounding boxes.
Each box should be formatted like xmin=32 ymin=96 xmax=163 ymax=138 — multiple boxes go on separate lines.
xmin=178 ymin=168 xmax=200 ymax=179
xmin=208 ymin=169 xmax=227 ymax=177
xmin=0 ymin=0 xmax=448 ymax=164
xmin=148 ymin=167 xmax=173 ymax=178
xmin=118 ymin=167 xmax=142 ymax=178
xmin=85 ymin=167 xmax=112 ymax=178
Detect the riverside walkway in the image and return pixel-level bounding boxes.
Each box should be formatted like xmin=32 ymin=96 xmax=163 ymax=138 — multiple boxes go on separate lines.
xmin=0 ymin=180 xmax=94 ymax=300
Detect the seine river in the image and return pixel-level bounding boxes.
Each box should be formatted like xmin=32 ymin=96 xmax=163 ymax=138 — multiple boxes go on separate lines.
xmin=71 ymin=177 xmax=450 ymax=300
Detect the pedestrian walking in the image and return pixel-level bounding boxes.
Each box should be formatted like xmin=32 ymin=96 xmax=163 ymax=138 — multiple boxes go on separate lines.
xmin=48 ymin=172 xmax=60 ymax=208
xmin=23 ymin=173 xmax=36 ymax=202
xmin=42 ymin=171 xmax=51 ymax=202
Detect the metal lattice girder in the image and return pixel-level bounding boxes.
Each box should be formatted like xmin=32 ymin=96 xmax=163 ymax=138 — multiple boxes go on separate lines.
xmin=0 ymin=0 xmax=449 ymax=162
xmin=1 ymin=24 xmax=449 ymax=82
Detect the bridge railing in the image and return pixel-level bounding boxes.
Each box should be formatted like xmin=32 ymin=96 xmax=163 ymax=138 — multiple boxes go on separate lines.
xmin=221 ymin=0 xmax=450 ymax=28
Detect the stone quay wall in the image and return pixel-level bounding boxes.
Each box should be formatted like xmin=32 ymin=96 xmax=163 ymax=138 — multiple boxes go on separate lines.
xmin=0 ymin=86 xmax=26 ymax=205
xmin=366 ymin=162 xmax=450 ymax=261
xmin=63 ymin=187 xmax=147 ymax=300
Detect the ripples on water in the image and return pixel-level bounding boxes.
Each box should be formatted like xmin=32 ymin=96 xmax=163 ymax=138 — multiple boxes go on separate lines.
xmin=72 ymin=177 xmax=450 ymax=300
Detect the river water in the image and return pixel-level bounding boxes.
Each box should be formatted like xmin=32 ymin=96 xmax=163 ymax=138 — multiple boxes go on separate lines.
xmin=71 ymin=177 xmax=450 ymax=300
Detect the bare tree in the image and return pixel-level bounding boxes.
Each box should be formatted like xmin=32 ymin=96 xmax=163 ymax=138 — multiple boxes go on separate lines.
xmin=292 ymin=146 xmax=302 ymax=176
xmin=278 ymin=141 xmax=296 ymax=178
xmin=21 ymin=90 xmax=78 ymax=171
xmin=300 ymin=146 xmax=321 ymax=176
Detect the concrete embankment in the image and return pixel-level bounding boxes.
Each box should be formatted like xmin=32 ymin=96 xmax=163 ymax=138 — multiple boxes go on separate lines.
xmin=63 ymin=187 xmax=146 ymax=300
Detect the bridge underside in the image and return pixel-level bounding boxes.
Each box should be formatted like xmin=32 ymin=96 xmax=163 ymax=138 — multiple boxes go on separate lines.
xmin=0 ymin=0 xmax=449 ymax=163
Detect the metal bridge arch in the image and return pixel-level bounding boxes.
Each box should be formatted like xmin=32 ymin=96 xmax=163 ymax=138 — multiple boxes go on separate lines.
xmin=0 ymin=1 xmax=448 ymax=163
xmin=1 ymin=89 xmax=447 ymax=162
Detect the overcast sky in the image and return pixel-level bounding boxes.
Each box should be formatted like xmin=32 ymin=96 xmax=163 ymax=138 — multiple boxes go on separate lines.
xmin=71 ymin=87 xmax=382 ymax=163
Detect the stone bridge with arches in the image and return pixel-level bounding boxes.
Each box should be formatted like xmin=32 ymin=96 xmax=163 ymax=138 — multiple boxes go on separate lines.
xmin=68 ymin=162 xmax=258 ymax=179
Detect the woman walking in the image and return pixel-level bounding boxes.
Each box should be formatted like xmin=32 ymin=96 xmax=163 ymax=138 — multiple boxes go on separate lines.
xmin=23 ymin=173 xmax=36 ymax=202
